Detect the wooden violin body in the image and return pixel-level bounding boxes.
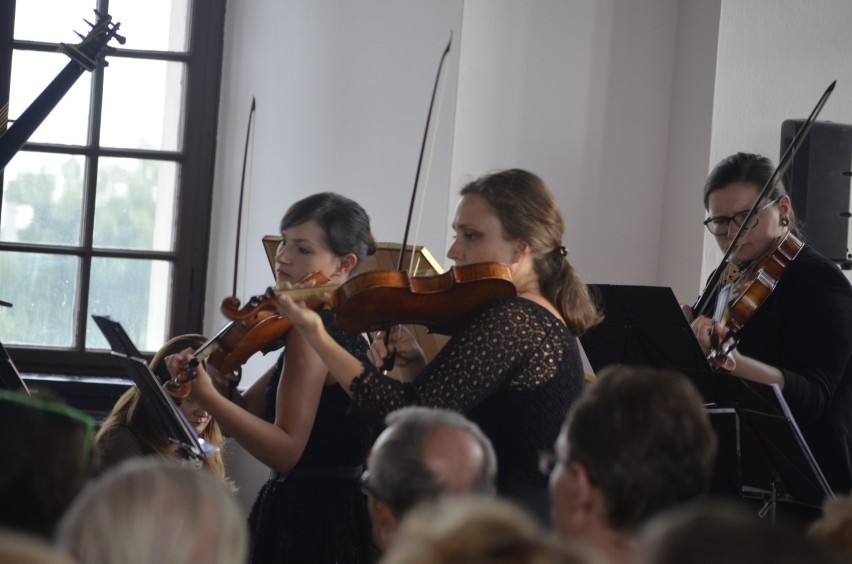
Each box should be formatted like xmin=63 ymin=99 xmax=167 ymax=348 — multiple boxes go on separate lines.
xmin=328 ymin=262 xmax=517 ymax=335
xmin=708 ymin=232 xmax=803 ymax=370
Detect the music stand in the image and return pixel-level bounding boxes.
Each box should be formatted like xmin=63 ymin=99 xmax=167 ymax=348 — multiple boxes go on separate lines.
xmin=92 ymin=315 xmax=217 ymax=461
xmin=580 ymin=284 xmax=833 ymax=518
xmin=580 ymin=284 xmax=721 ymax=401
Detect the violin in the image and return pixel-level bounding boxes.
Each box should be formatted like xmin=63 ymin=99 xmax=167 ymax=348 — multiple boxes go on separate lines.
xmin=707 ymin=232 xmax=803 ymax=371
xmin=164 ymin=271 xmax=330 ymax=399
xmin=293 ymin=261 xmax=517 ymax=335
xmin=241 ymin=261 xmax=516 ymax=335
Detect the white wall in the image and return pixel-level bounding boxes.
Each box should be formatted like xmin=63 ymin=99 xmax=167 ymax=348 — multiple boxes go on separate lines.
xmin=207 ymin=0 xmax=717 ymax=513
xmin=703 ymin=0 xmax=852 ymax=284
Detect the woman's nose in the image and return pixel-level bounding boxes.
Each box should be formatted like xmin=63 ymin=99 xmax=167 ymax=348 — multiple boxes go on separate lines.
xmin=447 ymin=241 xmax=461 ymax=261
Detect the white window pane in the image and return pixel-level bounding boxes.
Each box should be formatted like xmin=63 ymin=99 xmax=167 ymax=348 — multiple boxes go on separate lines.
xmin=1 ymin=152 xmax=86 ymax=246
xmin=93 ymin=157 xmax=177 ymax=251
xmin=10 ymin=50 xmax=91 ymax=146
xmin=86 ymin=257 xmax=171 ymax=351
xmin=108 ymin=0 xmax=190 ymax=52
xmin=0 ymin=252 xmax=78 ymax=346
xmin=14 ymin=1 xmax=97 ymax=43
xmin=100 ymin=58 xmax=185 ymax=151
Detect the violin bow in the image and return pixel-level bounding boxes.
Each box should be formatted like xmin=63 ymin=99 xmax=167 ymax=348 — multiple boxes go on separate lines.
xmin=397 ymin=32 xmax=453 ymax=272
xmin=692 ymin=80 xmax=835 ymax=318
xmin=187 ymin=98 xmax=256 ymax=391
xmin=379 ymin=33 xmax=452 ymax=372
xmin=233 ymin=97 xmax=257 ymax=298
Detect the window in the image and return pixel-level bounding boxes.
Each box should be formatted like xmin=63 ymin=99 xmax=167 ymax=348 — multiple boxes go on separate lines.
xmin=0 ymin=0 xmax=225 ymax=376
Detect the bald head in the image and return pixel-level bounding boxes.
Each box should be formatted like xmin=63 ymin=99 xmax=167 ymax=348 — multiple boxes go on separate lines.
xmin=422 ymin=425 xmax=487 ymax=493
xmin=365 ymin=407 xmax=497 ymax=519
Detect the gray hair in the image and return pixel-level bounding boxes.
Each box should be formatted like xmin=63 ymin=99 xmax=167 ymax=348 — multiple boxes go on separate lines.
xmin=368 ymin=406 xmax=497 ymax=518
xmin=55 ymin=458 xmax=248 ymax=564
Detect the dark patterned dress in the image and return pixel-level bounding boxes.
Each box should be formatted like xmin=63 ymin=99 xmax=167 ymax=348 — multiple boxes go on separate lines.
xmin=351 ymin=297 xmax=585 ymax=522
xmin=248 ymin=309 xmax=378 ymax=563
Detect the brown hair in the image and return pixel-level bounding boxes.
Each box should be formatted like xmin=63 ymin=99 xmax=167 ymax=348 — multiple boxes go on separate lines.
xmin=460 ymin=169 xmax=602 ymax=335
xmin=703 ymin=152 xmax=801 ymax=237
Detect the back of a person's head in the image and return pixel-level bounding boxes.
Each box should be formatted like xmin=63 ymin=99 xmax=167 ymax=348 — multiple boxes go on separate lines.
xmin=0 ymin=389 xmax=94 ymax=538
xmin=55 ymin=458 xmax=247 ymax=564
xmin=809 ymin=493 xmax=852 ymax=561
xmin=381 ymin=496 xmax=604 ymax=564
xmin=369 ymin=406 xmax=497 ymax=518
xmin=566 ymin=365 xmax=717 ymax=531
xmin=639 ymin=500 xmax=845 ymax=564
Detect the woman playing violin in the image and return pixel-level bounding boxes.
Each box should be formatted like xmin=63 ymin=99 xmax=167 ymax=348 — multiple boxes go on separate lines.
xmin=690 ymin=152 xmax=852 ymax=493
xmin=94 ymin=334 xmax=228 ymax=484
xmin=168 ymin=193 xmax=379 ymax=563
xmin=277 ymin=169 xmax=602 ymax=523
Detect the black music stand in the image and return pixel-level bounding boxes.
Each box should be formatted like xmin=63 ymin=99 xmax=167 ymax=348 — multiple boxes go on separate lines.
xmin=580 ymin=284 xmax=833 ymax=519
xmin=92 ymin=315 xmax=217 ymax=462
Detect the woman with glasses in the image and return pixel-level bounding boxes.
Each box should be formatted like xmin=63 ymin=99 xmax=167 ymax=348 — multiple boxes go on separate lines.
xmin=689 ymin=152 xmax=852 ymax=493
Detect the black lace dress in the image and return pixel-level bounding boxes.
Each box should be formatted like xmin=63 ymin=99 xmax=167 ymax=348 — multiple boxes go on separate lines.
xmin=248 ymin=310 xmax=378 ymax=563
xmin=351 ymin=297 xmax=585 ymax=522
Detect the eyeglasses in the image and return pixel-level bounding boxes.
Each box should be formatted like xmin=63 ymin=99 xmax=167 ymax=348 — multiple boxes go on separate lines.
xmin=703 ymin=198 xmax=779 ymax=236
xmin=538 ymin=449 xmax=567 ymax=476
xmin=360 ymin=469 xmax=381 ymax=499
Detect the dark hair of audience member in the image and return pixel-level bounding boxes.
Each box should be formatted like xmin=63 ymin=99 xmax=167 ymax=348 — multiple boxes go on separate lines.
xmin=566 ymin=365 xmax=718 ymax=531
xmin=0 ymin=389 xmax=95 ymax=538
xmin=639 ymin=500 xmax=845 ymax=564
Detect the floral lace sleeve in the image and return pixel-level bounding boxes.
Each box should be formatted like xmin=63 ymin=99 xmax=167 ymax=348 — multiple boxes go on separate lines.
xmin=350 ymin=298 xmax=572 ymax=417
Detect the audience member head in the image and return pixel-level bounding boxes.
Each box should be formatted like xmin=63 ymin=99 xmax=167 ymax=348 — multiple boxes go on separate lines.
xmin=94 ymin=334 xmax=228 ymax=481
xmin=55 ymin=457 xmax=248 ymax=564
xmin=381 ymin=495 xmax=605 ymax=564
xmin=548 ymin=365 xmax=717 ymax=563
xmin=363 ymin=406 xmax=497 ymax=551
xmin=808 ymin=493 xmax=852 ymax=561
xmin=0 ymin=389 xmax=94 ymax=538
xmin=639 ymin=500 xmax=844 ymax=564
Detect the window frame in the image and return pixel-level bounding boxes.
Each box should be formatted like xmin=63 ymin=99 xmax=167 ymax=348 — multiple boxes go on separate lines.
xmin=0 ymin=0 xmax=224 ymax=376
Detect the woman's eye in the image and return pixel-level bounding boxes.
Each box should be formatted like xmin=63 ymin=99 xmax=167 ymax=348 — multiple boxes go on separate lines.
xmin=298 ymin=247 xmax=311 ymax=255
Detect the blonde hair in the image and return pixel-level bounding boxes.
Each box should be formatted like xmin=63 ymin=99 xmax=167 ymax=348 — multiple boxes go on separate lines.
xmin=460 ymin=169 xmax=602 ymax=335
xmin=382 ymin=496 xmax=604 ymax=564
xmin=56 ymin=458 xmax=247 ymax=564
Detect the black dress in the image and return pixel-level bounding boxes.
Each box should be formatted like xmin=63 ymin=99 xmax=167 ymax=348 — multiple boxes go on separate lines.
xmin=248 ymin=310 xmax=378 ymax=563
xmin=710 ymin=245 xmax=852 ymax=493
xmin=350 ymin=297 xmax=585 ymax=522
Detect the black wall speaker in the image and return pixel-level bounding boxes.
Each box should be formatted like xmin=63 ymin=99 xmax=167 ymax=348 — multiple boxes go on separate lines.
xmin=780 ymin=119 xmax=852 ymax=266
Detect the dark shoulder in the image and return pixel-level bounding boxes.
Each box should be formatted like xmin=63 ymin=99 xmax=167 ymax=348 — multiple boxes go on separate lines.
xmin=475 ymin=297 xmax=572 ymax=335
xmin=786 ymin=245 xmax=851 ymax=289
